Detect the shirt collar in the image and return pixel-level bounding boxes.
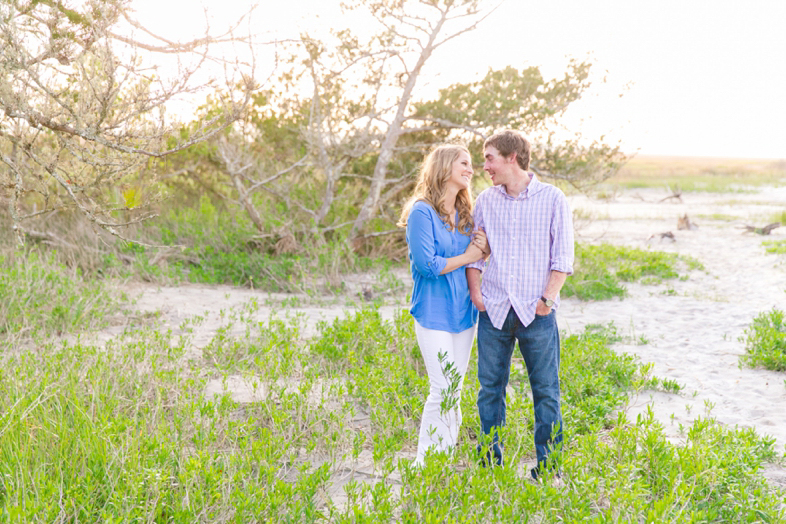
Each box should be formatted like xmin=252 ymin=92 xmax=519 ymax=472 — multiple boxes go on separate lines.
xmin=494 ymin=172 xmax=543 ymax=200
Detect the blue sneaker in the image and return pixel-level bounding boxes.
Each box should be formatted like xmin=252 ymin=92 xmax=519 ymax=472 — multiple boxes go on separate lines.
xmin=477 ymin=444 xmax=503 ymax=467
xmin=530 ymin=466 xmax=563 ymax=487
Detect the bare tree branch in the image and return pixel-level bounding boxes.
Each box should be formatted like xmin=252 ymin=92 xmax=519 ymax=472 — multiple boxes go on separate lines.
xmin=402 ymin=116 xmax=487 ymax=138
xmin=1 ymin=0 xmax=263 ymax=242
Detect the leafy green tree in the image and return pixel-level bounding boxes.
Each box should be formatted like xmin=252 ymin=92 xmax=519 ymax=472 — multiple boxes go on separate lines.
xmin=411 ymin=63 xmax=626 ymax=189
xmin=212 ymin=0 xmax=625 ymax=248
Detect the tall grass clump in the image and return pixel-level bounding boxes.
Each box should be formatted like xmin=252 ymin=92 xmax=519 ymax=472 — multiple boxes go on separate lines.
xmin=1 ymin=304 xmax=783 ymax=521
xmin=142 ymin=196 xmax=402 ymax=293
xmin=564 ymin=243 xmax=703 ymax=300
xmin=149 ymin=195 xmax=311 ymax=290
xmin=2 ymin=195 xmax=401 ymax=294
xmin=740 ymin=308 xmax=786 ymax=371
xmin=0 ymin=250 xmax=119 ymax=345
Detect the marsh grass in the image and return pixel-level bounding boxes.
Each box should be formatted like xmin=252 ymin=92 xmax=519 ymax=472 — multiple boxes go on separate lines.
xmin=609 ymin=155 xmax=786 ymax=192
xmin=564 ymin=243 xmax=703 ymax=301
xmin=0 ymin=250 xmax=121 ymax=346
xmin=740 ymin=308 xmax=786 ymax=372
xmin=1 ymin=303 xmax=783 ymax=522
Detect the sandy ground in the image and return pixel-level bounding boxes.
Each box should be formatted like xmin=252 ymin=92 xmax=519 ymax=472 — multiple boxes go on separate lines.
xmin=564 ymin=187 xmax=786 ymax=451
xmin=120 ymin=185 xmax=786 ymax=489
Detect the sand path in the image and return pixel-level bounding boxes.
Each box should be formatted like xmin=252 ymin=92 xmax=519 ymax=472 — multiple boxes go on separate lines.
xmin=565 ymin=188 xmax=786 ymax=452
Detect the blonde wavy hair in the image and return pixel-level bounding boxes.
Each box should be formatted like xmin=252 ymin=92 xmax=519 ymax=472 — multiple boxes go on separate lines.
xmin=397 ymin=144 xmax=474 ymax=235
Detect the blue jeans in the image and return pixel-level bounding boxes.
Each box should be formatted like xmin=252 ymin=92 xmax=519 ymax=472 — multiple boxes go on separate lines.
xmin=477 ymin=308 xmax=563 ymax=467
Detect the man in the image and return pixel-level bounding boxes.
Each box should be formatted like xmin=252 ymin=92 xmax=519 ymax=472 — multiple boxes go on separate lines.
xmin=466 ymin=129 xmax=574 ymax=480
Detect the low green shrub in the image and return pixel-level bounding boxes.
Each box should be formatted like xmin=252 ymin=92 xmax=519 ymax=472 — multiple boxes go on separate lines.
xmin=740 ymin=308 xmax=786 ymax=371
xmin=1 ymin=304 xmax=782 ymax=521
xmin=564 ymin=243 xmax=703 ymax=301
xmin=646 ymin=376 xmax=684 ymax=394
xmin=559 ymin=324 xmax=644 ymax=434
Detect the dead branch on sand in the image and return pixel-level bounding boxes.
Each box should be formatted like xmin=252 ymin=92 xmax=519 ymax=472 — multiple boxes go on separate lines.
xmin=647 ymin=231 xmax=676 ymax=243
xmin=740 ymin=223 xmax=781 ymax=235
xmin=659 ymin=185 xmax=683 ymax=203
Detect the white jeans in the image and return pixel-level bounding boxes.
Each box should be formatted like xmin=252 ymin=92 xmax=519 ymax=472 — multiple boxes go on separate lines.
xmin=414 ymin=320 xmax=475 ymax=466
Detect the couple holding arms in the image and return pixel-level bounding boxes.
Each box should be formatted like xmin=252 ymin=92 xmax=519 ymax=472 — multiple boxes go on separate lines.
xmin=399 ymin=129 xmax=574 ymax=480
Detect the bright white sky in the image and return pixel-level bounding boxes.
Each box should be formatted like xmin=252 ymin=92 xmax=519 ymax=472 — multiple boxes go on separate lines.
xmin=132 ymin=0 xmax=786 ymax=159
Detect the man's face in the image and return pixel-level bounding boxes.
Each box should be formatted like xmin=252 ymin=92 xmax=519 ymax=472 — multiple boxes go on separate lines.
xmin=483 ymin=145 xmax=515 ymax=186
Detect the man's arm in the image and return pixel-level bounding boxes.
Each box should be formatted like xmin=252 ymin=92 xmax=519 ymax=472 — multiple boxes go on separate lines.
xmin=467 ymin=267 xmax=485 ymax=312
xmin=536 ymin=270 xmax=568 ymax=315
xmin=537 ymin=190 xmax=574 ymax=315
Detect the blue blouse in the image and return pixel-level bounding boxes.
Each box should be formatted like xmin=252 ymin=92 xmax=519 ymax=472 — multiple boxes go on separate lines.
xmin=406 ymin=200 xmax=478 ymax=333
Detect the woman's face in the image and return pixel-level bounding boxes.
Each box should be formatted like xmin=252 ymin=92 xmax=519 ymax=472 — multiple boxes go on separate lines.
xmin=446 ymin=150 xmax=474 ymax=193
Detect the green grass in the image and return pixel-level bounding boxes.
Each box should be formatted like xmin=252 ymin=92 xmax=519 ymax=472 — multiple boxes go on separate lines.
xmin=763 ymin=240 xmax=786 ymax=255
xmin=697 ymin=213 xmax=739 ymax=222
xmin=740 ymin=308 xmax=786 ymax=372
xmin=564 ymin=243 xmax=703 ymax=301
xmin=613 ymin=178 xmax=760 ymax=193
xmin=1 ymin=304 xmax=782 ymax=521
xmin=0 ymin=250 xmax=121 ymax=345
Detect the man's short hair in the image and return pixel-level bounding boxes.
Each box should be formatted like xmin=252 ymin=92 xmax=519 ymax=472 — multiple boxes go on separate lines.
xmin=484 ymin=130 xmax=531 ymax=171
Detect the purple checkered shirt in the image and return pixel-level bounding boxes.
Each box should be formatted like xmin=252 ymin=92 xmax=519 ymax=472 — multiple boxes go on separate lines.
xmin=468 ymin=174 xmax=574 ymax=330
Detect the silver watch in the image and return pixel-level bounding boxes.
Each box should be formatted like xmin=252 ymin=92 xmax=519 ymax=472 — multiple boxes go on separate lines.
xmin=540 ymin=296 xmax=554 ymax=308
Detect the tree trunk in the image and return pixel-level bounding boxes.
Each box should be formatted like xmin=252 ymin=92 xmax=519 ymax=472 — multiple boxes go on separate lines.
xmin=349 ymin=12 xmax=447 ymax=244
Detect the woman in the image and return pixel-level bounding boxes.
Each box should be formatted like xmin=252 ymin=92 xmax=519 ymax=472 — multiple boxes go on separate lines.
xmin=397 ymin=144 xmax=487 ymax=466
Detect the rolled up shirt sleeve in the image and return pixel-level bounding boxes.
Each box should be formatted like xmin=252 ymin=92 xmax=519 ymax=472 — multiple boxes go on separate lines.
xmin=467 ymin=195 xmax=486 ymax=272
xmin=407 ymin=205 xmax=447 ymax=279
xmin=550 ymin=192 xmax=575 ymax=275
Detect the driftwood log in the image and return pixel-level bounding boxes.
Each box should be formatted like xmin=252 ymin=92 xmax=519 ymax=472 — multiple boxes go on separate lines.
xmin=647 ymin=231 xmax=676 ymax=242
xmin=677 ymin=214 xmax=698 ymax=230
xmin=741 ymin=223 xmax=781 ymax=235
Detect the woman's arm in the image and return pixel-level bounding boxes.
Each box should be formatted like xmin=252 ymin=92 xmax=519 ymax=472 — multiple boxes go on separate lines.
xmin=407 ymin=203 xmax=484 ymax=278
xmin=407 ymin=205 xmax=447 ymax=279
xmin=440 ymin=242 xmax=483 ymax=275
